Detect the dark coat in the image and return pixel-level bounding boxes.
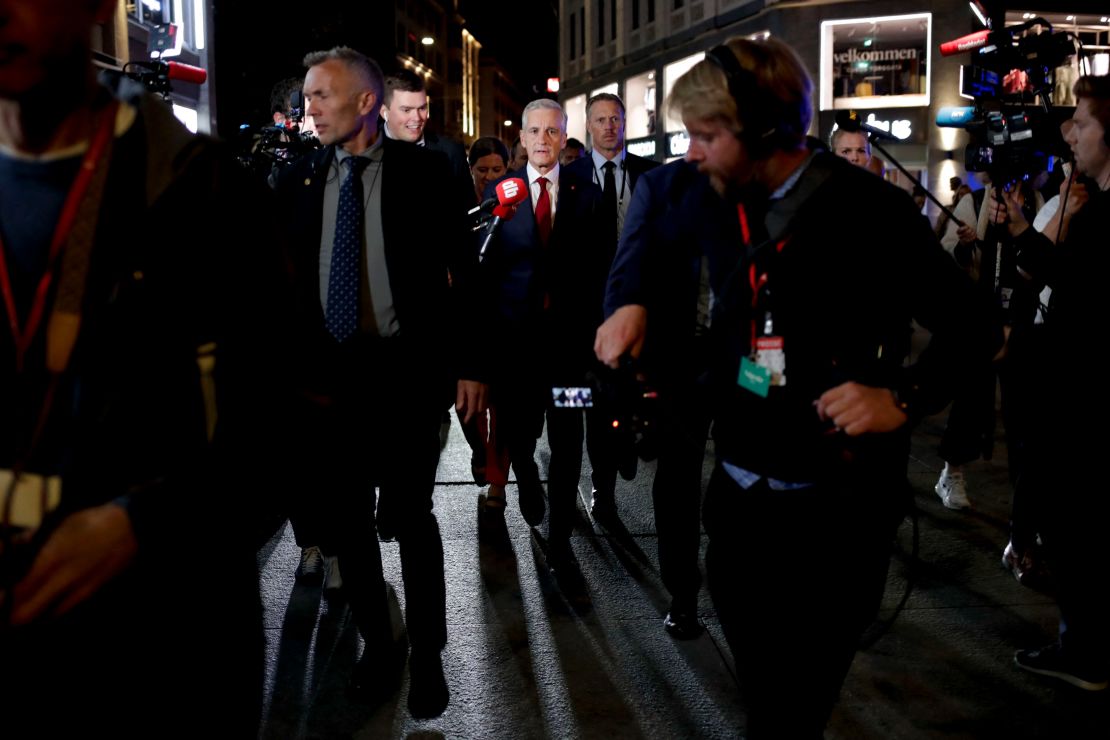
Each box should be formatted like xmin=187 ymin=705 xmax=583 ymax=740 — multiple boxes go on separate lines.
xmin=274 ymin=136 xmax=482 ymax=404
xmin=482 ymin=164 xmax=606 ymax=381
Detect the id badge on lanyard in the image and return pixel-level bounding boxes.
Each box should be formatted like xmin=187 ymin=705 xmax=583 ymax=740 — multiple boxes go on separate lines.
xmin=734 ymin=204 xmax=789 ymax=398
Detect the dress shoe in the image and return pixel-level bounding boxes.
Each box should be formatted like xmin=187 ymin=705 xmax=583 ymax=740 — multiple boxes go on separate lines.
xmin=517 ymin=476 xmax=546 ymax=527
xmin=295 ymin=546 xmax=325 ymax=585
xmin=349 ymin=635 xmax=407 ymax=704
xmin=545 ymin=536 xmax=575 ymax=574
xmin=471 ymin=451 xmax=488 ymax=488
xmin=407 ymin=649 xmax=450 ymax=719
xmin=479 ymin=484 xmax=507 ymax=516
xmin=663 ymin=609 xmax=704 ymax=640
xmin=589 ymin=489 xmax=618 ymax=523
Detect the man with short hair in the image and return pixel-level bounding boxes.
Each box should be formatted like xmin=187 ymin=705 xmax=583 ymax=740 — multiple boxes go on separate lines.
xmin=597 ymin=37 xmax=997 ymax=736
xmin=508 ymin=136 xmax=529 ymax=171
xmin=381 ymin=68 xmax=472 ymax=211
xmin=560 ymin=136 xmax=587 ymax=165
xmin=275 ymin=46 xmax=485 ymax=718
xmin=483 ymin=99 xmax=606 ymax=569
xmin=569 ymin=93 xmax=659 ymax=245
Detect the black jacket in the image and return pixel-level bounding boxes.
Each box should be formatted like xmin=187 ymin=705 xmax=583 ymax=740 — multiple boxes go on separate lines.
xmin=274 ymin=137 xmax=482 ymax=403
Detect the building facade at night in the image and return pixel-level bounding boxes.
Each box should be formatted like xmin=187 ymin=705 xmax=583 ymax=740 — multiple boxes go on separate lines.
xmin=557 ymin=0 xmax=1109 ymax=214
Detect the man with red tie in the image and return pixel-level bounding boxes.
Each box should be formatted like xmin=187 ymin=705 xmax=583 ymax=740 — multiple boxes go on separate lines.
xmin=481 ymin=99 xmax=608 ymax=570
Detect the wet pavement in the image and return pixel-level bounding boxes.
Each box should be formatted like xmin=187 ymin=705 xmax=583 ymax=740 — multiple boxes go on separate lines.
xmin=256 ymin=408 xmax=1109 ymax=739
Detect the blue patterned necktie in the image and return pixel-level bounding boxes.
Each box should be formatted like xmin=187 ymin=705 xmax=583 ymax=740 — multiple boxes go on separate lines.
xmin=326 ymin=156 xmax=368 ymax=341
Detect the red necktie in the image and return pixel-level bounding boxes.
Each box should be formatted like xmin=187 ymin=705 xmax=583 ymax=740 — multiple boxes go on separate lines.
xmin=534 ymin=176 xmax=552 ymax=245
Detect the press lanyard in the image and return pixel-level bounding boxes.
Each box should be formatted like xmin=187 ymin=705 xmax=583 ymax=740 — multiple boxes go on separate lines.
xmin=0 ymin=102 xmax=117 ymax=373
xmin=737 ymin=204 xmax=789 ymax=354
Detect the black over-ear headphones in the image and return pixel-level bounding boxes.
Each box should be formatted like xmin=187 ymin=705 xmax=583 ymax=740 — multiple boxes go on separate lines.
xmin=705 ymin=44 xmax=797 ymax=157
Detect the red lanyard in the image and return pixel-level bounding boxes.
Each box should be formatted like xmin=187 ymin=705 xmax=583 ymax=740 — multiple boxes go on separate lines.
xmin=737 ymin=204 xmax=789 ymax=353
xmin=0 ymin=102 xmax=117 ymax=372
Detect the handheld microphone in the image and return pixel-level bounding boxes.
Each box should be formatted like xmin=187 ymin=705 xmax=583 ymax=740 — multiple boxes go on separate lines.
xmin=468 ymin=176 xmax=529 ymax=216
xmin=939 ymin=30 xmax=992 ymax=57
xmin=935 ymin=107 xmax=979 ymax=128
xmin=477 ymin=178 xmax=529 ymax=260
xmin=833 ymin=110 xmax=902 ymax=141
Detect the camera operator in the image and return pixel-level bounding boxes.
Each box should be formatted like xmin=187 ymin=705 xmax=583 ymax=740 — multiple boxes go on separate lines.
xmin=993 ymin=75 xmax=1110 ymax=692
xmin=597 ymin=37 xmax=998 ymax=736
xmin=933 ymin=169 xmax=1044 ymax=510
xmin=0 ymin=1 xmax=293 ymax=735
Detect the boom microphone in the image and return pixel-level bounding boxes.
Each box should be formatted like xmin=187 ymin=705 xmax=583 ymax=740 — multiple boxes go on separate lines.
xmin=833 ymin=110 xmax=901 ymax=141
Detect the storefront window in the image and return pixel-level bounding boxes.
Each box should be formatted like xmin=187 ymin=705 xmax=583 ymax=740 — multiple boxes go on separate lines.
xmin=564 ymin=94 xmax=587 ymax=143
xmin=625 ymin=71 xmax=657 ymax=139
xmin=591 ymin=83 xmax=619 ymax=100
xmin=663 ymin=52 xmax=705 ymax=132
xmin=820 ymin=13 xmax=931 ymax=110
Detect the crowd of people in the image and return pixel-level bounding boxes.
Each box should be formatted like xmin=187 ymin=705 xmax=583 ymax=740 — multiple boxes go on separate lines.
xmin=2 ymin=3 xmax=1107 ymax=737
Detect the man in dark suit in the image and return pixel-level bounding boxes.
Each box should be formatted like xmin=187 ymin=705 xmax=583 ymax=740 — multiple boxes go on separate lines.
xmin=566 ymin=93 xmax=659 ymax=250
xmin=596 ymin=158 xmax=739 ymax=639
xmin=483 ymin=98 xmax=606 ymax=567
xmin=381 ymin=69 xmax=473 ymax=209
xmin=274 ymin=46 xmax=485 ymax=719
xmin=565 ymin=92 xmax=658 ymax=518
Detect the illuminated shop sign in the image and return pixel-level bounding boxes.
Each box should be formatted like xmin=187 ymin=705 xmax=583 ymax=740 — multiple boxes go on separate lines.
xmin=820 ymin=13 xmax=932 ymax=110
xmin=627 ymin=138 xmax=657 ymax=158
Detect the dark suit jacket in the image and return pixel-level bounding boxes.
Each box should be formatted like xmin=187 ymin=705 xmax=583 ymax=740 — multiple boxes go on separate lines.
xmin=483 ymin=164 xmax=606 ymax=380
xmin=604 ymin=159 xmax=742 ymax=380
xmin=564 ymin=150 xmax=659 ymax=205
xmin=274 ymin=137 xmax=481 ymax=404
xmin=423 ymin=131 xmax=474 ymax=207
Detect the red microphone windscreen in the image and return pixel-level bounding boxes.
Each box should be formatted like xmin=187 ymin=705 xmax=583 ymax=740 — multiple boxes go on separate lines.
xmin=492 ymin=203 xmax=517 ymax=221
xmin=940 ymin=30 xmax=991 ymax=57
xmin=166 ymin=61 xmax=208 ymax=85
xmin=495 ymin=177 xmax=528 ymax=206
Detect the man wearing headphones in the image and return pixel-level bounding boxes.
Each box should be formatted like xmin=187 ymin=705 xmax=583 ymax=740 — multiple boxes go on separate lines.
xmin=597 ymin=37 xmax=997 ymax=737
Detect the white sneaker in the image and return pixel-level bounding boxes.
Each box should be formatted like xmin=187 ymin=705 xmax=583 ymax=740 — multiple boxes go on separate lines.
xmin=935 ymin=465 xmax=970 ymax=509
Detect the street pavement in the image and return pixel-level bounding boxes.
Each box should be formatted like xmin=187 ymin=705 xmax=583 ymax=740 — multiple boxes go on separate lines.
xmin=257 ymin=407 xmax=1109 ymax=739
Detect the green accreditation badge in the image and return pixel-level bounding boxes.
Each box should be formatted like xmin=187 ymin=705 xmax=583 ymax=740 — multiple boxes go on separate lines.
xmin=738 ymin=356 xmax=771 ymax=397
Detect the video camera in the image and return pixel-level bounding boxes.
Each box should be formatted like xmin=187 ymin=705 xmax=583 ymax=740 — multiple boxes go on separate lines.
xmin=123 ymin=59 xmax=207 ymax=100
xmin=552 ymin=360 xmax=661 ymax=481
xmin=235 ymin=123 xmax=320 ymax=179
xmin=937 ymin=15 xmax=1077 ymax=182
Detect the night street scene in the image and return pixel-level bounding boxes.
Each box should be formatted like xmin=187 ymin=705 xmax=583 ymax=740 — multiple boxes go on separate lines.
xmin=2 ymin=1 xmax=1109 ymax=738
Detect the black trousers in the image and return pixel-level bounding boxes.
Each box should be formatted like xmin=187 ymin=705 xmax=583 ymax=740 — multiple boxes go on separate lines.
xmin=546 ymin=402 xmax=618 ymax=541
xmin=289 ymin=337 xmax=448 ymax=653
xmin=704 ymin=465 xmax=898 ymax=739
xmin=494 ymin=332 xmax=617 ymax=542
xmin=650 ymin=374 xmax=711 ymax=612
